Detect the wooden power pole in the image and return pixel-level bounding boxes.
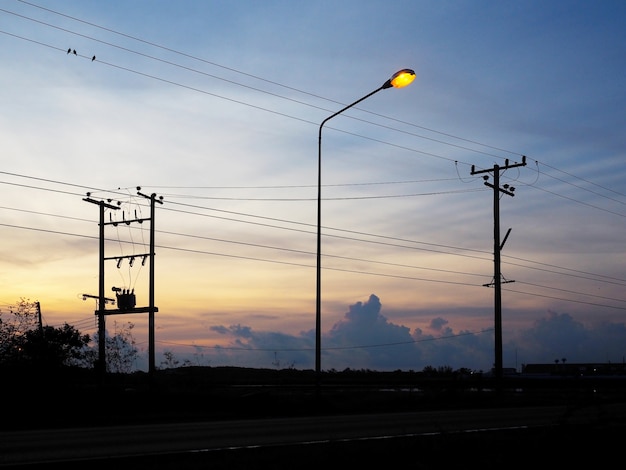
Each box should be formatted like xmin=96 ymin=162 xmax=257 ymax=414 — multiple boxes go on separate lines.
xmin=471 ymin=156 xmax=526 ymax=380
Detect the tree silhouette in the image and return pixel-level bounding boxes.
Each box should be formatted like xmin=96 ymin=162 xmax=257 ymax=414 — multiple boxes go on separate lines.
xmin=21 ymin=324 xmax=90 ymax=368
xmin=0 ymin=298 xmax=39 ymax=364
xmin=91 ymin=321 xmax=138 ymax=373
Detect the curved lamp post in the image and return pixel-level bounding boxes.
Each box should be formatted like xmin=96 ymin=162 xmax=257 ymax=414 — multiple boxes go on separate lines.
xmin=315 ymin=69 xmax=415 ymax=388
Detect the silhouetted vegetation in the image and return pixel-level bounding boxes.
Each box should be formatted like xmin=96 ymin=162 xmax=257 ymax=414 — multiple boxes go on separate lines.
xmin=0 ymin=298 xmax=138 ymax=373
xmin=0 ymin=299 xmax=90 ymax=368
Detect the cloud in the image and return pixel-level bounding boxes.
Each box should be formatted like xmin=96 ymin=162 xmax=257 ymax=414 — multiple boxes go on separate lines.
xmin=144 ymin=295 xmax=626 ymax=374
xmin=159 ymin=294 xmax=494 ymax=372
xmin=323 ymin=294 xmax=415 ymax=370
xmin=509 ymin=310 xmax=626 ymax=366
xmin=428 ymin=317 xmax=449 ymax=331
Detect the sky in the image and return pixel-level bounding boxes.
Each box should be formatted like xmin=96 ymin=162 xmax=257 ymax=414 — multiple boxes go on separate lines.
xmin=1 ymin=0 xmax=625 ymax=373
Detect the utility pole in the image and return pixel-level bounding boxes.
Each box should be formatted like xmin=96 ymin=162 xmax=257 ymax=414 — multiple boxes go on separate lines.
xmin=137 ymin=190 xmax=163 ymax=378
xmin=84 ymin=188 xmax=162 ymax=381
xmin=35 ymin=301 xmax=43 ymax=335
xmin=83 ymin=196 xmax=119 ymax=381
xmin=471 ymin=156 xmax=526 ymax=380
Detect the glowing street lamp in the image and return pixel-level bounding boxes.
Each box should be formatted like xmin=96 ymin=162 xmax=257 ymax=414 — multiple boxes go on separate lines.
xmin=315 ymin=69 xmax=415 ymax=388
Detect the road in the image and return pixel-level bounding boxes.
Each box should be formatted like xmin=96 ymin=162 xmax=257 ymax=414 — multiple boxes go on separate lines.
xmin=2 ymin=402 xmax=623 ymax=468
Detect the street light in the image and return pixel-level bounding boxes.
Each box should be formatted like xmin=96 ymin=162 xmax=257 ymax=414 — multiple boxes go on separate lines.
xmin=315 ymin=68 xmax=415 ymax=388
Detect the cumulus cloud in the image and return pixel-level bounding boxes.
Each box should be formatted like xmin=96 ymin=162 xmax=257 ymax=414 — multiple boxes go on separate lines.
xmin=146 ymin=296 xmax=626 ymax=374
xmin=428 ymin=317 xmax=449 ymax=332
xmin=324 ymin=294 xmax=415 ymax=370
xmin=509 ymin=311 xmax=626 ymax=366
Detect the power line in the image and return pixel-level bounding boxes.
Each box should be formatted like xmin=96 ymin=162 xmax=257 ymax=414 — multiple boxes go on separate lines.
xmin=10 ymin=0 xmax=574 ymax=180
xmin=3 ymin=167 xmax=622 ymax=287
xmin=145 ymin=177 xmax=463 ymax=190
xmin=2 ymin=4 xmax=624 ymax=208
xmin=142 ymin=187 xmax=488 ymax=202
xmin=4 ymin=2 xmax=532 ymax=162
xmin=1 ymin=172 xmax=625 ymax=292
xmin=2 ymin=219 xmax=625 ymax=312
xmin=0 ymin=25 xmax=618 ymax=216
xmin=7 ymin=198 xmax=624 ymax=290
xmin=0 ymin=8 xmax=624 ymax=316
xmin=1 ymin=169 xmax=625 ymax=290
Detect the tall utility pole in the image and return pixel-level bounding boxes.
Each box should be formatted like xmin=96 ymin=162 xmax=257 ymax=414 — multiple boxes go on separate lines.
xmin=84 ymin=189 xmax=161 ymax=380
xmin=471 ymin=156 xmax=526 ymax=380
xmin=137 ymin=190 xmax=163 ymax=377
xmin=83 ymin=196 xmax=119 ymax=379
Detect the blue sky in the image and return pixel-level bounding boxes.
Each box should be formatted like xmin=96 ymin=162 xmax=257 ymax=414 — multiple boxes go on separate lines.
xmin=1 ymin=0 xmax=625 ymax=372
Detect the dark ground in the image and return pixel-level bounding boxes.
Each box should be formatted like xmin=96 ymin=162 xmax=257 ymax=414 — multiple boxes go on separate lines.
xmin=116 ymin=425 xmax=621 ymax=469
xmin=5 ymin=364 xmax=624 ymax=427
xmin=8 ymin=420 xmax=622 ymax=469
xmin=3 ymin=366 xmax=625 ymax=468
